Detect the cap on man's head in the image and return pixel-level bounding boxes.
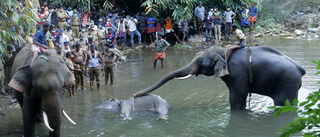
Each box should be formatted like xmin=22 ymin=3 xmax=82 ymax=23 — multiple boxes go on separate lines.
xmin=64 ymin=41 xmax=69 ymax=45
xmin=59 ymin=29 xmax=63 ymax=32
xmin=75 ymin=43 xmax=80 ymax=47
xmin=88 ymin=37 xmax=93 ymax=42
xmin=199 ymin=1 xmax=202 ymax=4
xmin=91 ymin=44 xmax=96 ymax=47
xmin=66 ymin=52 xmax=72 ymax=58
xmin=104 ymin=47 xmax=109 ymax=50
xmin=80 ymin=37 xmax=84 ymax=40
xmin=88 ymin=28 xmax=93 ymax=31
xmin=59 ymin=4 xmax=64 ymax=8
xmin=107 ymin=23 xmax=112 ymax=26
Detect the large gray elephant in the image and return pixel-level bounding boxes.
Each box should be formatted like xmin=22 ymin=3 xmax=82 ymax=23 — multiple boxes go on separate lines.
xmin=8 ymin=46 xmax=76 ymax=137
xmin=134 ymin=46 xmax=306 ymax=110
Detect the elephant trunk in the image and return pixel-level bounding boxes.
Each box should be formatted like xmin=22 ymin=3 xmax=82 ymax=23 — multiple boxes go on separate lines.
xmin=133 ymin=62 xmax=198 ymax=97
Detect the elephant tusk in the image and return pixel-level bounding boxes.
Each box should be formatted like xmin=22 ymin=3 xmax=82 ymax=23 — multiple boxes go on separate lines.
xmin=174 ymin=74 xmax=192 ymax=80
xmin=62 ymin=110 xmax=77 ymax=126
xmin=43 ymin=111 xmax=54 ymax=132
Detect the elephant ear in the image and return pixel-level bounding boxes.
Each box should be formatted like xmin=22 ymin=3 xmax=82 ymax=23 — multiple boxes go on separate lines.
xmin=213 ymin=54 xmax=229 ymax=77
xmin=8 ymin=65 xmax=32 ymax=96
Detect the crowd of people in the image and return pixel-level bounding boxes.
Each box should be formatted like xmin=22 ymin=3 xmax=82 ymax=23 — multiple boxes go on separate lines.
xmin=16 ymin=1 xmax=258 ymax=96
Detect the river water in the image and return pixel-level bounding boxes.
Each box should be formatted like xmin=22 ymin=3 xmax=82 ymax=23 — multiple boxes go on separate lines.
xmin=1 ymin=36 xmax=320 ymax=137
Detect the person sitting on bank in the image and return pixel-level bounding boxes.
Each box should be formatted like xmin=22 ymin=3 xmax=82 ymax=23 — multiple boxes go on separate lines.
xmin=227 ymin=24 xmax=246 ymax=61
xmin=31 ymin=23 xmax=51 ymax=65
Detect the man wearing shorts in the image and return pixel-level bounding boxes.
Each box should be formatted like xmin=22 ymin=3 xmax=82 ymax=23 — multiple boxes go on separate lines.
xmin=153 ymin=33 xmax=170 ymax=69
xmin=147 ymin=16 xmax=156 ymax=45
xmin=31 ymin=23 xmax=51 ymax=65
xmin=194 ymin=1 xmax=205 ymax=36
xmin=165 ymin=16 xmax=181 ymax=43
xmin=249 ymin=2 xmax=258 ymax=32
xmin=227 ymin=24 xmax=246 ymax=61
xmin=239 ymin=4 xmax=251 ymax=33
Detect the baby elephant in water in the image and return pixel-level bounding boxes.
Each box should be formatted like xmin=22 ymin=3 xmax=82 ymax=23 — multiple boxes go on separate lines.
xmin=98 ymin=94 xmax=170 ymax=120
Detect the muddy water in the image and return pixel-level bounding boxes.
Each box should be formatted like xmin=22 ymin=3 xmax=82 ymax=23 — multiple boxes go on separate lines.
xmin=1 ymin=36 xmax=320 ymax=137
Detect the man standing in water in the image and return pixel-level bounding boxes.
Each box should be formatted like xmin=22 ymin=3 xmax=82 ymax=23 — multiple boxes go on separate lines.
xmin=72 ymin=43 xmax=86 ymax=91
xmin=86 ymin=44 xmax=104 ymax=91
xmin=153 ymin=33 xmax=170 ymax=69
xmin=103 ymin=44 xmax=120 ymax=86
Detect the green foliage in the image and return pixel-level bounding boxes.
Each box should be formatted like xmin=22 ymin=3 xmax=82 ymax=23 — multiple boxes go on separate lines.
xmin=0 ymin=0 xmax=38 ymax=51
xmin=270 ymin=60 xmax=320 ymax=137
xmin=141 ymin=0 xmax=197 ymax=21
xmin=47 ymin=0 xmax=113 ymax=12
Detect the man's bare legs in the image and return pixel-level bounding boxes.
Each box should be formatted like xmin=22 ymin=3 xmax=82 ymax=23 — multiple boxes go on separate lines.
xmin=31 ymin=51 xmax=38 ymax=65
xmin=227 ymin=45 xmax=240 ymax=62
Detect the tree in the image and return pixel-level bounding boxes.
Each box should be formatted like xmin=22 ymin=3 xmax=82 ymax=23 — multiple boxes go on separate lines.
xmin=270 ymin=60 xmax=320 ymax=137
xmin=0 ymin=0 xmax=39 ymax=52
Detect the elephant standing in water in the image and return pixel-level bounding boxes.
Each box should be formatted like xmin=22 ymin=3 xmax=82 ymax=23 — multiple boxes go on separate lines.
xmin=134 ymin=46 xmax=306 ymax=110
xmin=8 ymin=46 xmax=76 ymax=137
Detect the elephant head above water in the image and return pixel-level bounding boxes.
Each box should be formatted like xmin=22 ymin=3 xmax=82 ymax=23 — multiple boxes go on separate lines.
xmin=134 ymin=46 xmax=306 ymax=110
xmin=8 ymin=46 xmax=76 ymax=137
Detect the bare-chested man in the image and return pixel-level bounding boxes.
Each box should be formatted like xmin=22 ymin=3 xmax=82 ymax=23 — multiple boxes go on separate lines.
xmin=72 ymin=43 xmax=86 ymax=90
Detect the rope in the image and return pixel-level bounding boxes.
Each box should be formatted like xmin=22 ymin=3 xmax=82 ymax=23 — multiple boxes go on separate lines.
xmin=132 ymin=97 xmax=135 ymax=114
xmin=83 ymin=83 xmax=120 ymax=100
xmin=247 ymin=45 xmax=253 ymax=109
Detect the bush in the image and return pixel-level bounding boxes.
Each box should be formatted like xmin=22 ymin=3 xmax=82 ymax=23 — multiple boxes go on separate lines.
xmin=270 ymin=60 xmax=320 ymax=137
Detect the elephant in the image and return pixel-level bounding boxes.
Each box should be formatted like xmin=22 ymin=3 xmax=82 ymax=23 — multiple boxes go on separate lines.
xmin=8 ymin=46 xmax=76 ymax=137
xmin=133 ymin=46 xmax=306 ymax=110
xmin=97 ymin=94 xmax=170 ymax=120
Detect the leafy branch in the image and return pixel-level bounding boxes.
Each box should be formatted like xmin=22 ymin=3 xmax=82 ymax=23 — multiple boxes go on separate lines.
xmin=270 ymin=60 xmax=320 ymax=137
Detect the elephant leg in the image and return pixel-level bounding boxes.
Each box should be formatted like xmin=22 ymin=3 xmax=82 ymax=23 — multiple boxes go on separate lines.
xmin=227 ymin=81 xmax=250 ymax=110
xmin=273 ymin=80 xmax=300 ymax=106
xmin=23 ymin=94 xmax=36 ymax=137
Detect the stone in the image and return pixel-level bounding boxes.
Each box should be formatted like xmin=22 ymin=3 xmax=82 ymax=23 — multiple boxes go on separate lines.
xmin=313 ymin=35 xmax=319 ymax=39
xmin=294 ymin=30 xmax=305 ymax=36
xmin=307 ymin=28 xmax=319 ymax=33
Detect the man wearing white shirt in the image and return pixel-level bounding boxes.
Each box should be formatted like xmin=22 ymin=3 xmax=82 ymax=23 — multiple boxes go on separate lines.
xmin=58 ymin=29 xmax=70 ymax=47
xmin=127 ymin=14 xmax=142 ymax=47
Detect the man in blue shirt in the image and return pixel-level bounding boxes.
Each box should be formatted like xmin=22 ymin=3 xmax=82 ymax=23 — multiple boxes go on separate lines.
xmin=249 ymin=2 xmax=258 ymax=32
xmin=138 ymin=12 xmax=147 ymax=45
xmin=31 ymin=23 xmax=51 ymax=65
xmin=147 ymin=16 xmax=156 ymax=45
xmin=239 ymin=4 xmax=251 ymax=33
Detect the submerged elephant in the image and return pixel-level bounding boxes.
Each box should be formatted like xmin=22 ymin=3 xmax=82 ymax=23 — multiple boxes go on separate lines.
xmin=98 ymin=94 xmax=170 ymax=120
xmin=134 ymin=46 xmax=306 ymax=110
xmin=8 ymin=46 xmax=76 ymax=137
